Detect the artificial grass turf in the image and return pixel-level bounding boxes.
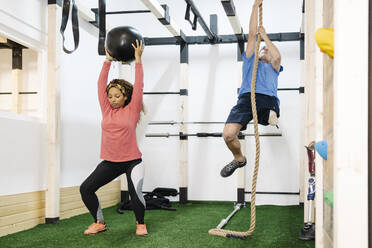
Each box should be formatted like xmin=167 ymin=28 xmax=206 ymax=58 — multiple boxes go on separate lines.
xmin=0 ymin=202 xmax=314 ymax=248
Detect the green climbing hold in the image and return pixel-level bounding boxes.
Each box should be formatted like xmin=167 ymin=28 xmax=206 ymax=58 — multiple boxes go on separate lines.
xmin=324 ymin=191 xmax=333 ymax=207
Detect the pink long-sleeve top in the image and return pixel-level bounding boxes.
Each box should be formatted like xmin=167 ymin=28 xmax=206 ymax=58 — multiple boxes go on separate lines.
xmin=98 ymin=61 xmax=143 ymax=162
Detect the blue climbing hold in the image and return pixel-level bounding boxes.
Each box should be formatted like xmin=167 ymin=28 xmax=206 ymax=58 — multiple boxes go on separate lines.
xmin=315 ymin=140 xmax=327 ymax=160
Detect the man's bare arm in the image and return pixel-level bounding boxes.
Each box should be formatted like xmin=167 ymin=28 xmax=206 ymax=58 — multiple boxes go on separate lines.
xmin=246 ymin=0 xmax=263 ymax=58
xmin=258 ymin=26 xmax=281 ymax=72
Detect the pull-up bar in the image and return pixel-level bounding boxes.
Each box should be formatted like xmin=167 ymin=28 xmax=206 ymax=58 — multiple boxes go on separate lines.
xmin=278 ymin=87 xmax=305 ymax=93
xmin=0 ymin=92 xmax=37 ymax=95
xmin=91 ymin=8 xmax=151 ymax=17
xmin=106 ymin=10 xmax=150 ymax=15
xmin=142 ymin=86 xmax=303 ymax=97
xmin=143 ymin=89 xmax=188 ymax=95
xmin=148 ymin=121 xmax=227 ymax=125
xmin=145 ymin=132 xmax=282 ymax=138
xmin=235 ymin=86 xmax=304 ymax=94
xmin=143 ymin=32 xmax=303 ymax=46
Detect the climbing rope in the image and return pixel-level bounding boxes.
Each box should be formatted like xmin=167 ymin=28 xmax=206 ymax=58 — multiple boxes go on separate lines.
xmin=208 ymin=2 xmax=263 ymax=239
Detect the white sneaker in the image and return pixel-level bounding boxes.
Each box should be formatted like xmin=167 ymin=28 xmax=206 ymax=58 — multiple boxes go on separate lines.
xmin=268 ymin=110 xmax=278 ymax=126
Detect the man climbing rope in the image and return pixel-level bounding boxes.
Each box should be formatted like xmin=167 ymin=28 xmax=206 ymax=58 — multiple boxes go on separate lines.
xmin=220 ymin=0 xmax=283 ymax=178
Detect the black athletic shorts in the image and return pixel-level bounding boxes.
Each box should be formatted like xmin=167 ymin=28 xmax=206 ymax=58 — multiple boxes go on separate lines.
xmin=226 ymin=92 xmax=280 ymax=131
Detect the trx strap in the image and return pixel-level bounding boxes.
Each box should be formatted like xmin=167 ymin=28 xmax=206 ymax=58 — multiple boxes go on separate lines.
xmin=60 ymin=0 xmax=79 ymax=54
xmin=98 ymin=0 xmax=106 ymax=55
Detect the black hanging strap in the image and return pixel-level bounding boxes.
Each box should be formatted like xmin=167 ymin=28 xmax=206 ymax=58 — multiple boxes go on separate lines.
xmin=185 ymin=4 xmax=197 ymax=30
xmin=98 ymin=0 xmax=106 ymax=55
xmin=60 ymin=0 xmax=79 ymax=54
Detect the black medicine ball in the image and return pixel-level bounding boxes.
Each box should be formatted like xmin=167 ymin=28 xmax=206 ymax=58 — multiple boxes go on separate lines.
xmin=105 ymin=26 xmax=143 ymax=63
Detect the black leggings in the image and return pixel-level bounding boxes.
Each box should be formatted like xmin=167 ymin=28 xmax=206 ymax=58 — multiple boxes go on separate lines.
xmin=80 ymin=159 xmax=146 ymax=224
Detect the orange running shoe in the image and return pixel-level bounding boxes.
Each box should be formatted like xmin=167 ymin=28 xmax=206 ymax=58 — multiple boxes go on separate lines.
xmin=136 ymin=222 xmax=148 ymax=236
xmin=83 ymin=222 xmax=107 ymax=235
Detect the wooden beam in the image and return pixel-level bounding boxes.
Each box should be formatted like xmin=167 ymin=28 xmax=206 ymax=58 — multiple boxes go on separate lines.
xmin=369 ymin=0 xmax=372 ymax=244
xmin=11 ymin=69 xmax=21 ymax=114
xmin=299 ymin=0 xmax=305 ymax=204
xmin=11 ymin=47 xmax=22 ymax=114
xmin=221 ymin=0 xmax=243 ymax=36
xmin=46 ymin=3 xmax=62 ymax=223
xmin=236 ymin=59 xmax=245 ymax=203
xmin=237 ymin=137 xmax=245 ymax=203
xmin=140 ymin=0 xmax=183 ymax=38
xmin=320 ymin=1 xmax=334 ymax=247
xmin=0 ymin=35 xmax=6 ymax=43
xmin=299 ymin=60 xmax=305 ymax=204
xmin=304 ymin=3 xmax=325 ymax=245
xmin=304 ymin=0 xmax=315 ymax=229
xmin=179 ymin=62 xmax=188 ymax=203
xmin=313 ymin=1 xmax=324 ymax=247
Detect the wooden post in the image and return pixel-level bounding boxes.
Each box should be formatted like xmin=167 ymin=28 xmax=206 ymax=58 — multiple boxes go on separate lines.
xmin=303 ymin=4 xmax=325 ymax=242
xmin=11 ymin=47 xmax=22 ymax=114
xmin=179 ymin=42 xmax=188 ymax=204
xmin=304 ymin=0 xmax=316 ymax=226
xmin=236 ymin=42 xmax=245 ymax=204
xmin=369 ymin=0 xmax=372 ymax=244
xmin=299 ymin=0 xmax=305 ymax=206
xmin=45 ymin=1 xmax=62 ymax=224
xmin=237 ymin=135 xmax=245 ymax=204
xmin=0 ymin=35 xmax=7 ymax=43
xmin=304 ymin=2 xmax=325 ymax=240
xmin=320 ymin=1 xmax=334 ymax=246
xmin=314 ymin=1 xmax=324 ymax=247
xmin=333 ymin=0 xmax=369 ymax=247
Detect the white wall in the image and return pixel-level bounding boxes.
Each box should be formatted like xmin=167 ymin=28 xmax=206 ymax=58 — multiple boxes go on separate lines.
xmin=0 ymin=112 xmax=46 ymax=195
xmin=0 ymin=0 xmax=303 ymax=205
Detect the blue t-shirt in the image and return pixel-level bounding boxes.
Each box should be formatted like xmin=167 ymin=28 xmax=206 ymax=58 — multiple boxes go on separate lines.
xmin=239 ymin=52 xmax=283 ymax=106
